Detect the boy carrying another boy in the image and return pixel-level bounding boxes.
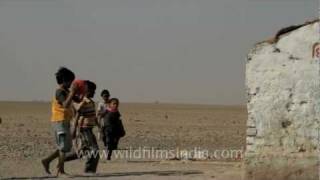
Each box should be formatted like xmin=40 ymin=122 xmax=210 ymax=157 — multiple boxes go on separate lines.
xmin=64 ymin=80 xmax=101 ymax=173
xmin=41 ymin=67 xmax=76 ymax=176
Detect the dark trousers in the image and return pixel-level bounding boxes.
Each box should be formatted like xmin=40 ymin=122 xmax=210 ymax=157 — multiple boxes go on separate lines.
xmin=102 ymin=128 xmax=120 ymax=160
xmin=65 ymin=127 xmax=100 ymax=173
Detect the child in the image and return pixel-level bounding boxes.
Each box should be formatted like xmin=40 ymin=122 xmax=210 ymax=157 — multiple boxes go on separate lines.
xmin=41 ymin=67 xmax=77 ymax=176
xmin=64 ymin=81 xmax=101 ymax=173
xmin=97 ymin=89 xmax=110 ymax=139
xmin=100 ymin=98 xmax=125 ymax=160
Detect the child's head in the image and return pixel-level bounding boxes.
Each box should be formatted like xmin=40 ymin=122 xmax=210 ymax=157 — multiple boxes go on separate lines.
xmin=85 ymin=81 xmax=96 ymax=98
xmin=101 ymin=89 xmax=110 ymax=102
xmin=108 ymin=98 xmax=119 ymax=110
xmin=55 ymin=67 xmax=75 ymax=89
xmin=73 ymin=79 xmax=87 ymax=97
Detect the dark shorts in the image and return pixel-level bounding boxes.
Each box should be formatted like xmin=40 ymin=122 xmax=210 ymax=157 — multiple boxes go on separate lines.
xmin=52 ymin=121 xmax=72 ymax=153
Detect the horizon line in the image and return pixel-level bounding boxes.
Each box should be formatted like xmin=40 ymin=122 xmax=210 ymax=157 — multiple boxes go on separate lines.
xmin=0 ymin=100 xmax=246 ymax=107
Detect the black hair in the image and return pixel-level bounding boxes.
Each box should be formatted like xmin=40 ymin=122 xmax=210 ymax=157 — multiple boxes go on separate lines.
xmin=108 ymin=98 xmax=119 ymax=104
xmin=86 ymin=81 xmax=97 ymax=92
xmin=101 ymin=89 xmax=110 ymax=97
xmin=55 ymin=67 xmax=75 ymax=85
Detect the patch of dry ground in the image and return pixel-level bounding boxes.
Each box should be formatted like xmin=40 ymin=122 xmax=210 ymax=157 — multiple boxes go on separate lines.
xmin=0 ymin=102 xmax=247 ymax=180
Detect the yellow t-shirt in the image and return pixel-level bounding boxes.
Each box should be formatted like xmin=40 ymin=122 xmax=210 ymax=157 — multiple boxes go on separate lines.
xmin=51 ymin=89 xmax=73 ymax=122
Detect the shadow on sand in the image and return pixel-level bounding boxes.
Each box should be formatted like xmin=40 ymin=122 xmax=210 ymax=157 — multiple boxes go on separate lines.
xmin=2 ymin=170 xmax=204 ymax=179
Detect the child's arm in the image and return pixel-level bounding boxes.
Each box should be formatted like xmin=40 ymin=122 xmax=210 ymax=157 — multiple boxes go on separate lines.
xmin=73 ymin=97 xmax=87 ymax=112
xmin=72 ymin=112 xmax=80 ymax=139
xmin=71 ymin=100 xmax=86 ymax=138
xmin=95 ymin=117 xmax=101 ymax=129
xmin=97 ymin=113 xmax=105 ymax=129
xmin=62 ymin=83 xmax=77 ymax=108
xmin=94 ymin=104 xmax=103 ymax=135
xmin=97 ymin=103 xmax=107 ymax=127
xmin=94 ymin=105 xmax=103 ymax=140
xmin=97 ymin=104 xmax=108 ymax=118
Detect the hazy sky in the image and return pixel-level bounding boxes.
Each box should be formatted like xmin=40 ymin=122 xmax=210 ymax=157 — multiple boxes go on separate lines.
xmin=0 ymin=0 xmax=317 ymax=104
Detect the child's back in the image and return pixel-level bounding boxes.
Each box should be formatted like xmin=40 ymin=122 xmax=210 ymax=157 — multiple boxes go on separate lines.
xmin=77 ymin=97 xmax=97 ymax=128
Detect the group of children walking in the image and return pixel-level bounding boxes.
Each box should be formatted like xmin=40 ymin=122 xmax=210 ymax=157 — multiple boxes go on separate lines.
xmin=41 ymin=67 xmax=125 ymax=176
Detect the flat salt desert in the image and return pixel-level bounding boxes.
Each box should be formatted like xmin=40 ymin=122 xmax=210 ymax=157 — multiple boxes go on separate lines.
xmin=0 ymin=102 xmax=247 ymax=180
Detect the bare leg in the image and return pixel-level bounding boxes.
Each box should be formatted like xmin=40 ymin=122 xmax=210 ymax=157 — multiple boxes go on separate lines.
xmin=41 ymin=149 xmax=59 ymax=174
xmin=65 ymin=151 xmax=80 ymax=162
xmin=56 ymin=151 xmax=68 ymax=176
xmin=107 ymin=149 xmax=112 ymax=160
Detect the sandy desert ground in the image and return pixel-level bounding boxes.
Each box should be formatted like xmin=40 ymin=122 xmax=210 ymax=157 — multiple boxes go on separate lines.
xmin=0 ymin=102 xmax=247 ymax=180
